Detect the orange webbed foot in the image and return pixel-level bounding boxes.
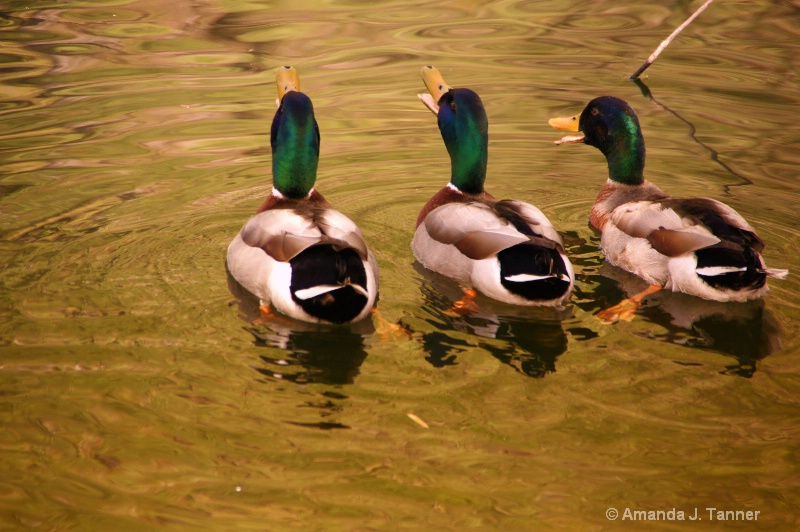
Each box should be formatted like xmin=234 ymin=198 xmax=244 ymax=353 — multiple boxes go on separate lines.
xmin=597 ymin=299 xmax=640 ymax=323
xmin=597 ymin=285 xmax=662 ymax=324
xmin=254 ymin=305 xmax=292 ymax=326
xmin=445 ymin=289 xmax=479 ymax=316
xmin=371 ymin=307 xmax=412 ymax=341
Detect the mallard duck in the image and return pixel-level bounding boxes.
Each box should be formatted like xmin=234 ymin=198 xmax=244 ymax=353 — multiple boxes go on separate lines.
xmin=226 ymin=66 xmax=379 ymax=324
xmin=550 ymin=95 xmax=787 ymax=321
xmin=413 ymin=66 xmax=574 ymax=310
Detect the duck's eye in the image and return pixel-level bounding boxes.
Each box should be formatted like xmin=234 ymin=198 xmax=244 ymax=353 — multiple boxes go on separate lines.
xmin=590 ymin=108 xmax=600 ymax=116
xmin=450 ymin=101 xmax=456 ymax=112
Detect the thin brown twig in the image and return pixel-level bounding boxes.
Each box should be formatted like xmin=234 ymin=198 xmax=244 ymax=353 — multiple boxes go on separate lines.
xmin=629 ymin=0 xmax=714 ymax=80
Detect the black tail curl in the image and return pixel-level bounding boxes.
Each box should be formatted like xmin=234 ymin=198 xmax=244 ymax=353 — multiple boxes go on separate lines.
xmin=695 ymin=244 xmax=767 ymax=292
xmin=289 ymin=245 xmax=369 ymax=323
xmin=498 ymin=242 xmax=571 ymax=302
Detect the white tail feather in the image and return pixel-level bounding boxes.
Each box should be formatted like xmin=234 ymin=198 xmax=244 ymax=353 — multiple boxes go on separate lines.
xmin=695 ymin=266 xmax=747 ymax=276
xmin=294 ymin=283 xmax=369 ymax=300
xmin=695 ymin=266 xmax=788 ymax=280
xmin=765 ymin=268 xmax=789 ymax=279
xmin=504 ymin=273 xmax=553 ymax=282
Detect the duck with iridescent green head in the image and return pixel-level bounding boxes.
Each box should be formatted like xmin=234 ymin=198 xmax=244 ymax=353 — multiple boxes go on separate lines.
xmin=227 ymin=66 xmax=379 ymax=324
xmin=413 ymin=66 xmax=574 ymax=311
xmin=550 ymin=95 xmax=787 ymax=322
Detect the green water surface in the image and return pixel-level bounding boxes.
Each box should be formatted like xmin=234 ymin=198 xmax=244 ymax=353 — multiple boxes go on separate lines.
xmin=1 ymin=0 xmax=799 ymax=529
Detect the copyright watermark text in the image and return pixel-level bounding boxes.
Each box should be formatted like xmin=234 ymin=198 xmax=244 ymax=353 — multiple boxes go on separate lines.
xmin=606 ymin=507 xmax=760 ymax=521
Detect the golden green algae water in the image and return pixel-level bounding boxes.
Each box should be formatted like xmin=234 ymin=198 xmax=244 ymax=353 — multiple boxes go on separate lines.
xmin=1 ymin=0 xmax=799 ymax=529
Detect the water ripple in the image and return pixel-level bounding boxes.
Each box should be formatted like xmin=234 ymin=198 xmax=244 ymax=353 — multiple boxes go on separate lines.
xmin=2 ymin=1 xmax=800 ymax=528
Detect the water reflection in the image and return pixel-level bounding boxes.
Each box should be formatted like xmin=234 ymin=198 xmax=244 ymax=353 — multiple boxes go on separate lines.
xmin=2 ymin=0 xmax=799 ymax=527
xmin=631 ymin=78 xmax=753 ymax=193
xmin=592 ymin=263 xmax=782 ymax=377
xmin=227 ymin=272 xmax=372 ymax=386
xmin=564 ymin=202 xmax=782 ymax=377
xmin=413 ymin=263 xmax=570 ymax=378
xmin=248 ymin=324 xmax=370 ymax=385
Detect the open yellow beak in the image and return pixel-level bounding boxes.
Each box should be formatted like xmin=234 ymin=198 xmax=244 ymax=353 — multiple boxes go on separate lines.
xmin=276 ymin=66 xmax=300 ymax=106
xmin=418 ymin=65 xmax=452 ymax=116
xmin=548 ymin=114 xmax=585 ymax=145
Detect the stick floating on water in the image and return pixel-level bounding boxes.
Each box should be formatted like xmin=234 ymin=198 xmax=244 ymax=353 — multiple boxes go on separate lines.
xmin=407 ymin=413 xmax=429 ymax=429
xmin=629 ymin=0 xmax=714 ymax=81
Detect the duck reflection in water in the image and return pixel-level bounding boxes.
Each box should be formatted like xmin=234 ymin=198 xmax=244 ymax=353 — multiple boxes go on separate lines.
xmin=413 ymin=263 xmax=571 ymax=378
xmin=228 ymin=273 xmax=371 ymax=387
xmin=591 ymin=262 xmax=783 ymax=377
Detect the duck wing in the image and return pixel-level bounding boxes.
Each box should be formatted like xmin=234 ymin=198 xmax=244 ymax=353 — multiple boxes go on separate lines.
xmin=423 ymin=201 xmax=567 ymax=260
xmin=239 ymin=206 xmax=370 ymax=263
xmin=663 ymin=197 xmax=764 ymax=252
xmin=240 ymin=209 xmax=321 ymax=262
xmin=423 ymin=202 xmax=529 ymax=260
xmin=495 ymin=199 xmax=566 ymax=249
xmin=312 ymin=208 xmax=370 ymax=259
xmin=610 ymin=199 xmax=726 ymax=257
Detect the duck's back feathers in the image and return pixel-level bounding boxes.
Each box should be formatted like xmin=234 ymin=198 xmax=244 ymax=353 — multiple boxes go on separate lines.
xmin=240 ymin=207 xmax=370 ymax=262
xmin=663 ymin=197 xmax=763 ymax=250
xmin=600 ymin=192 xmax=784 ymax=300
xmin=423 ymin=202 xmax=528 ymax=258
xmin=241 ymin=209 xmax=320 ymax=262
xmin=498 ymin=199 xmax=567 ymax=246
xmin=414 ymin=185 xmax=495 ymax=228
xmin=610 ymin=200 xmax=684 ymax=238
xmin=413 ymin=199 xmax=573 ymax=306
xmin=228 ymin=205 xmax=378 ymax=324
xmin=314 ymin=208 xmax=371 ymax=259
xmin=646 ymin=227 xmax=721 ymax=257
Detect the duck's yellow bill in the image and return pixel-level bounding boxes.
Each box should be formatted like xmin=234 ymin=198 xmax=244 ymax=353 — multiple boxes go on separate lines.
xmin=548 ymin=115 xmax=580 ymax=131
xmin=548 ymin=114 xmax=584 ymax=145
xmin=276 ymin=66 xmax=300 ymax=102
xmin=421 ymin=65 xmax=451 ymax=102
xmin=419 ymin=65 xmax=452 ymax=115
